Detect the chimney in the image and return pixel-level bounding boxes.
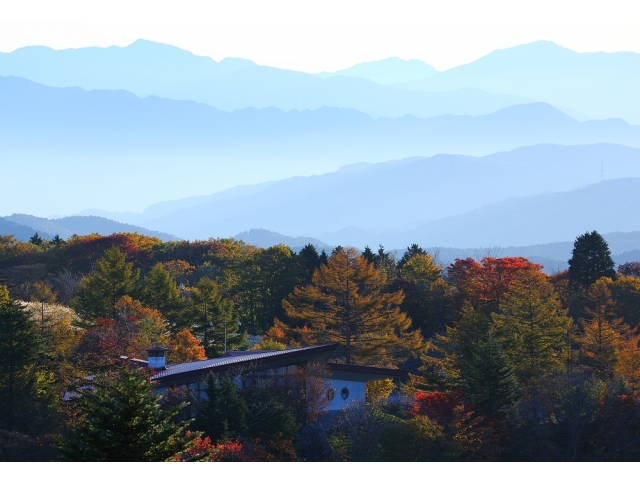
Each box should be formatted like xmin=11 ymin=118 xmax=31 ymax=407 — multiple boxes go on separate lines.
xmin=146 ymin=346 xmax=169 ymax=370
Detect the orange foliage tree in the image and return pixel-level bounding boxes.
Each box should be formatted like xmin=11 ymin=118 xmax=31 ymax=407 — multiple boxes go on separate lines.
xmin=169 ymin=329 xmax=207 ymax=363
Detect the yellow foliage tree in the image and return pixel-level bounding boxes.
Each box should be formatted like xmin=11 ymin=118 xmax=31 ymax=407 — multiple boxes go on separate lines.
xmin=168 ymin=329 xmax=207 ymax=363
xmin=283 ymin=247 xmax=422 ymax=365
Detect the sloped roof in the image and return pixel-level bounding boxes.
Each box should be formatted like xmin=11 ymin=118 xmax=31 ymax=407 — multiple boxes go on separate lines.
xmin=151 ymin=343 xmax=340 ymax=386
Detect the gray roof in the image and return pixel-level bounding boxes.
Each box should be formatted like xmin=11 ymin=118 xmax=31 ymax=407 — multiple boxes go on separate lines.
xmin=151 ymin=343 xmax=339 ymax=384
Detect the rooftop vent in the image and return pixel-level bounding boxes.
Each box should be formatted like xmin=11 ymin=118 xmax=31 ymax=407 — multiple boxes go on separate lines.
xmin=146 ymin=346 xmax=169 ymax=370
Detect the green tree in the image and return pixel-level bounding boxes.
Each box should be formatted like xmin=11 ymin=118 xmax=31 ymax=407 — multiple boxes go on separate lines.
xmin=58 ymin=368 xmax=201 ymax=461
xmin=72 ymin=246 xmax=140 ymax=326
xmin=568 ymin=231 xmax=616 ymax=289
xmin=463 ymin=332 xmax=520 ymax=418
xmin=283 ymin=247 xmax=422 ymax=365
xmin=0 ymin=286 xmax=54 ymax=433
xmin=191 ymin=277 xmax=240 ymax=357
xmin=195 ymin=373 xmax=249 ymax=441
xmin=29 ymin=232 xmax=44 ymax=246
xmin=492 ymin=269 xmax=571 ymax=381
xmin=142 ymin=262 xmax=182 ymax=324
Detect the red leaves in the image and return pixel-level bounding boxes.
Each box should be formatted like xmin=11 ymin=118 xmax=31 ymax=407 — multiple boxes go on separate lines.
xmin=410 ymin=390 xmax=464 ymax=424
xmin=448 ymin=256 xmax=543 ymax=312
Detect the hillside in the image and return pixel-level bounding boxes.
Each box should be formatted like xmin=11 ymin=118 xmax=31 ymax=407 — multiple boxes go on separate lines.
xmin=0 ymin=218 xmax=51 ymax=242
xmin=96 ymin=144 xmax=640 ymax=241
xmin=4 ymin=214 xmax=179 ymax=241
xmin=1 ymin=76 xmax=639 ymax=217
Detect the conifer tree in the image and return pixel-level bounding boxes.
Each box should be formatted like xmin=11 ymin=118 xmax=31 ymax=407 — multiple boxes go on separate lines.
xmin=463 ymin=333 xmax=520 ymax=418
xmin=568 ymin=231 xmax=616 ymax=288
xmin=195 ymin=373 xmax=249 ymax=441
xmin=492 ymin=270 xmax=571 ymax=381
xmin=72 ymin=246 xmax=140 ymax=326
xmin=143 ymin=263 xmax=181 ymax=316
xmin=58 ymin=368 xmax=200 ymax=461
xmin=283 ymin=247 xmax=422 ymax=365
xmin=579 ymin=278 xmax=628 ymax=377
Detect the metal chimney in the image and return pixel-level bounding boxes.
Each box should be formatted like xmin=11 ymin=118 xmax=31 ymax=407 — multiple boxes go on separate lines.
xmin=146 ymin=346 xmax=169 ymax=370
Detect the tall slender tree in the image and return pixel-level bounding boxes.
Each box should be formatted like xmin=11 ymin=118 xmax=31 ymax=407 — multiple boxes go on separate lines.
xmin=283 ymin=247 xmax=422 ymax=365
xmin=568 ymin=231 xmax=616 ymax=289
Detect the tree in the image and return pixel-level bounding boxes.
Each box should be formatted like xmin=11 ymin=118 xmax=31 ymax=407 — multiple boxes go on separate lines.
xmin=142 ymin=263 xmax=181 ymax=317
xmin=168 ymin=329 xmax=206 ymax=363
xmin=568 ymin=231 xmax=616 ymax=289
xmin=0 ymin=286 xmax=53 ymax=433
xmin=492 ymin=269 xmax=571 ymax=381
xmin=195 ymin=373 xmax=249 ymax=442
xmin=29 ymin=233 xmax=43 ymax=246
xmin=191 ymin=277 xmax=239 ymax=357
xmin=463 ymin=333 xmax=520 ymax=418
xmin=397 ymin=243 xmax=428 ymax=269
xmin=283 ymin=247 xmax=422 ymax=365
xmin=72 ymin=246 xmax=140 ymax=326
xmin=58 ymin=368 xmax=201 ymax=461
xmin=579 ymin=278 xmax=627 ymax=377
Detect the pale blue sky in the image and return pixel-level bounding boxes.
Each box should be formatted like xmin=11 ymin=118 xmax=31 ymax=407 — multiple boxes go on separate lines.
xmin=1 ymin=0 xmax=638 ymax=72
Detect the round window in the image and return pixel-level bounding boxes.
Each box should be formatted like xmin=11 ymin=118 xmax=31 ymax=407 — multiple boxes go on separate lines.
xmin=326 ymin=389 xmax=335 ymax=401
xmin=340 ymin=387 xmax=349 ymax=400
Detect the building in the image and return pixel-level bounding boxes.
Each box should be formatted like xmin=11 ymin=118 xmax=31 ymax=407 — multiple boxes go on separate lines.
xmin=144 ymin=343 xmax=408 ymax=411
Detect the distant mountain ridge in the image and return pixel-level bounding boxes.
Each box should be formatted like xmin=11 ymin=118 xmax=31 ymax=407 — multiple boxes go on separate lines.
xmin=0 ymin=40 xmax=528 ymax=120
xmin=82 ymin=144 xmax=640 ymax=242
xmin=3 ymin=214 xmax=179 ymax=241
xmin=398 ymin=41 xmax=640 ymax=123
xmin=318 ymin=57 xmax=437 ymax=84
xmin=3 ymin=75 xmax=638 ymax=217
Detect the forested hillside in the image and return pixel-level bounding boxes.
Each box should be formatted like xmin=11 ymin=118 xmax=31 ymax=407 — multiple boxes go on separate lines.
xmin=3 ymin=231 xmax=640 ymax=460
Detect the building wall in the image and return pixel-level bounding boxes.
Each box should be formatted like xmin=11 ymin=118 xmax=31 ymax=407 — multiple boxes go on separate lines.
xmin=324 ymin=379 xmax=366 ymax=411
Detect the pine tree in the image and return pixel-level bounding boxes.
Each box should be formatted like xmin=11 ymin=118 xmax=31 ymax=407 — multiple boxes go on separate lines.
xmin=283 ymin=247 xmax=422 ymax=365
xmin=195 ymin=373 xmax=249 ymax=442
xmin=568 ymin=231 xmax=616 ymax=289
xmin=72 ymin=246 xmax=140 ymax=326
xmin=58 ymin=368 xmax=200 ymax=461
xmin=492 ymin=269 xmax=571 ymax=381
xmin=463 ymin=332 xmax=520 ymax=418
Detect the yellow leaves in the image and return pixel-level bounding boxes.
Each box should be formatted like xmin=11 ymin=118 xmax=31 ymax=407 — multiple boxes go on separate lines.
xmin=168 ymin=329 xmax=206 ymax=363
xmin=400 ymin=254 xmax=442 ymax=284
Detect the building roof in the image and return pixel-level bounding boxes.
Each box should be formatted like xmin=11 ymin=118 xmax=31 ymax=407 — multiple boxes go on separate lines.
xmin=151 ymin=343 xmax=340 ymax=387
xmin=326 ymin=363 xmax=410 ymax=382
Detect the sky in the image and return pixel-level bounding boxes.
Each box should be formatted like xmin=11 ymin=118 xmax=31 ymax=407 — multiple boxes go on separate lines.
xmin=1 ymin=0 xmax=639 ymax=72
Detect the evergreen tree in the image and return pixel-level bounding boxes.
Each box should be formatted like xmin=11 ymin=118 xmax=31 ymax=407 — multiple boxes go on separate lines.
xmin=0 ymin=286 xmax=53 ymax=433
xmin=568 ymin=231 xmax=616 ymax=288
xmin=463 ymin=333 xmax=520 ymax=418
xmin=195 ymin=373 xmax=249 ymax=441
xmin=298 ymin=244 xmax=321 ymax=282
xmin=72 ymin=246 xmax=140 ymax=326
xmin=29 ymin=233 xmax=43 ymax=246
xmin=398 ymin=243 xmax=427 ymax=269
xmin=361 ymin=246 xmax=376 ymax=264
xmin=143 ymin=263 xmax=181 ymax=317
xmin=283 ymin=247 xmax=422 ymax=365
xmin=492 ymin=269 xmax=571 ymax=382
xmin=58 ymin=368 xmax=200 ymax=461
xmin=191 ymin=277 xmax=240 ymax=357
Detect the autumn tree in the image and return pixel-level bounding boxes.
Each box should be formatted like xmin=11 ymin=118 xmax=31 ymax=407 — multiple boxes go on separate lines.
xmin=492 ymin=269 xmax=571 ymax=381
xmin=283 ymin=247 xmax=422 ymax=365
xmin=568 ymin=231 xmax=616 ymax=289
xmin=168 ymin=329 xmax=206 ymax=363
xmin=58 ymin=368 xmax=201 ymax=461
xmin=195 ymin=373 xmax=249 ymax=442
xmin=579 ymin=278 xmax=628 ymax=377
xmin=72 ymin=246 xmax=140 ymax=326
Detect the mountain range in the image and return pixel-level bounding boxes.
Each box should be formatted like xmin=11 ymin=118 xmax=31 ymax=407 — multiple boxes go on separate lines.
xmin=78 ymin=144 xmax=640 ymax=244
xmin=2 ymin=75 xmax=639 ymax=216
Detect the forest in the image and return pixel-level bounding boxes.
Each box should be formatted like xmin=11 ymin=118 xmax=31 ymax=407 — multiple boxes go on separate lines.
xmin=2 ymin=229 xmax=640 ymax=461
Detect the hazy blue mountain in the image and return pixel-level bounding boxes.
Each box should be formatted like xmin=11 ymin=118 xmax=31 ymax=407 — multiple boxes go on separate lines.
xmin=398 ymin=41 xmax=640 ymax=124
xmin=3 ymin=214 xmax=178 ymax=241
xmin=0 ymin=40 xmax=529 ymax=119
xmin=233 ymin=229 xmax=332 ymax=251
xmin=2 ymin=75 xmax=639 ymax=217
xmin=0 ymin=218 xmax=51 ymax=242
xmin=98 ymin=144 xmax=640 ymax=241
xmin=318 ymin=57 xmax=437 ymax=84
xmin=380 ymin=178 xmax=640 ymax=248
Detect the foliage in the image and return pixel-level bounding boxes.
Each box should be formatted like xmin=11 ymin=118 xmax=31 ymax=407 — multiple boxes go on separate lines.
xmin=568 ymin=231 xmax=616 ymax=289
xmin=284 ymin=247 xmax=423 ymax=365
xmin=58 ymin=368 xmax=201 ymax=461
xmin=168 ymin=329 xmax=206 ymax=363
xmin=366 ymin=378 xmax=395 ymax=403
xmin=195 ymin=373 xmax=249 ymax=442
